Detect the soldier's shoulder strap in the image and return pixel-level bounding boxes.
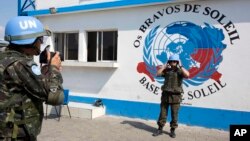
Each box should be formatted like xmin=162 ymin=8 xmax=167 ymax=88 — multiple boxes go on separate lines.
xmin=19 ymin=59 xmax=37 ymax=67
xmin=0 ymin=57 xmax=19 ymax=69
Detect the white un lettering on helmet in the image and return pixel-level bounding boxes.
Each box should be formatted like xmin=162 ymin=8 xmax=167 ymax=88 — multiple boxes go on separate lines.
xmin=19 ymin=20 xmax=37 ymax=30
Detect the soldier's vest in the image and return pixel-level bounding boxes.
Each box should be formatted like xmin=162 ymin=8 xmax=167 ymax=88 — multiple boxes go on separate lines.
xmin=162 ymin=69 xmax=183 ymax=93
xmin=0 ymin=53 xmax=33 ymax=139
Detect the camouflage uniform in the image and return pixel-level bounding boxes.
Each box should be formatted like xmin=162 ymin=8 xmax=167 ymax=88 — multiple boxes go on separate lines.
xmin=157 ymin=68 xmax=184 ymax=129
xmin=0 ymin=50 xmax=64 ymax=141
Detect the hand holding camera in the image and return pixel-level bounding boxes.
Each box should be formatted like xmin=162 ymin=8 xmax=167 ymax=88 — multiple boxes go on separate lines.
xmin=162 ymin=63 xmax=171 ymax=69
xmin=50 ymin=52 xmax=62 ymax=70
xmin=40 ymin=45 xmax=63 ymax=70
xmin=177 ymin=60 xmax=183 ymax=69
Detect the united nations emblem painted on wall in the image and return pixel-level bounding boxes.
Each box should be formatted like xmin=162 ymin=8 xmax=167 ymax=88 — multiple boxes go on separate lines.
xmin=133 ymin=4 xmax=240 ymax=104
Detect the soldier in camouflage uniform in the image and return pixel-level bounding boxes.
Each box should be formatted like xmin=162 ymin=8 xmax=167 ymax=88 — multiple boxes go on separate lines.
xmin=153 ymin=54 xmax=189 ymax=138
xmin=0 ymin=16 xmax=64 ymax=141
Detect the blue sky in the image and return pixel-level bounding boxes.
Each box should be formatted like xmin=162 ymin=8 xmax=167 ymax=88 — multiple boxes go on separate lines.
xmin=0 ymin=1 xmax=18 ymax=39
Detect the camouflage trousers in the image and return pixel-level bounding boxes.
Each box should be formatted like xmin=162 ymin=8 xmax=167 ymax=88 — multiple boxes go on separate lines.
xmin=157 ymin=93 xmax=181 ymax=129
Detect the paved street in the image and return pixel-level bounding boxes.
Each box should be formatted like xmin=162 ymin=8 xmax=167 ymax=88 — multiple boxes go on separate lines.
xmin=38 ymin=116 xmax=229 ymax=141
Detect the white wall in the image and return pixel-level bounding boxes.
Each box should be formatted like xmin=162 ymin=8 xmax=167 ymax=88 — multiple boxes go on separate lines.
xmin=37 ymin=0 xmax=250 ymax=112
xmin=36 ymin=0 xmax=124 ymax=10
xmin=36 ymin=0 xmax=79 ymax=10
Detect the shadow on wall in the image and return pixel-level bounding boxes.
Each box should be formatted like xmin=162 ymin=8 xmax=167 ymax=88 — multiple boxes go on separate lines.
xmin=61 ymin=66 xmax=116 ymax=94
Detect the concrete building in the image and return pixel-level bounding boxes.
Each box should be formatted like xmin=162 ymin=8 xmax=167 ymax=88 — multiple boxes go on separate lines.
xmin=19 ymin=0 xmax=250 ymax=130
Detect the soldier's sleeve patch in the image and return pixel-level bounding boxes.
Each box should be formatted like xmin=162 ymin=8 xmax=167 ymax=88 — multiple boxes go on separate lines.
xmin=31 ymin=65 xmax=41 ymax=75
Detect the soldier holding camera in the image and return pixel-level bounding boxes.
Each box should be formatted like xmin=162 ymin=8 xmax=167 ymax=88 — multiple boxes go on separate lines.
xmin=0 ymin=16 xmax=64 ymax=141
xmin=40 ymin=45 xmax=63 ymax=73
xmin=153 ymin=54 xmax=189 ymax=138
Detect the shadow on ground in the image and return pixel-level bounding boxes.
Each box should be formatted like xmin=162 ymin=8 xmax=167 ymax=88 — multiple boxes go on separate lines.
xmin=121 ymin=120 xmax=170 ymax=136
xmin=44 ymin=114 xmax=61 ymax=121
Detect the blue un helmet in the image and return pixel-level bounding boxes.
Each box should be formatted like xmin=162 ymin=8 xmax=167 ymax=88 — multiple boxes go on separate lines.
xmin=4 ymin=16 xmax=51 ymax=45
xmin=168 ymin=54 xmax=180 ymax=62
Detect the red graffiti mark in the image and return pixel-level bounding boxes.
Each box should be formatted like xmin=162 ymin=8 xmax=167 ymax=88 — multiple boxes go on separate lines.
xmin=137 ymin=62 xmax=155 ymax=82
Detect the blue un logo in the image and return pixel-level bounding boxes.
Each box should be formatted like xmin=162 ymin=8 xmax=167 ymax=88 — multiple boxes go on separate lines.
xmin=140 ymin=21 xmax=226 ymax=87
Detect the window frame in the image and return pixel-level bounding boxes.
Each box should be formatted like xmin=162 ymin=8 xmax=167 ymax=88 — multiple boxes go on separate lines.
xmin=53 ymin=31 xmax=79 ymax=61
xmin=87 ymin=30 xmax=118 ymax=62
xmin=51 ymin=30 xmax=119 ymax=68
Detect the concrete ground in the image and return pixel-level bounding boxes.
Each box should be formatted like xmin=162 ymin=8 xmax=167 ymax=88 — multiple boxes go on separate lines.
xmin=38 ymin=116 xmax=229 ymax=141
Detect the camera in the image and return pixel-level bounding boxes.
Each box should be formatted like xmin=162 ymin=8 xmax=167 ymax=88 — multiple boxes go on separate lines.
xmin=39 ymin=45 xmax=64 ymax=64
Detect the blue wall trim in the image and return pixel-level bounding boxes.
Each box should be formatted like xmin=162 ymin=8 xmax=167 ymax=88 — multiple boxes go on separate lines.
xmin=26 ymin=0 xmax=173 ymax=16
xmin=70 ymin=95 xmax=250 ymax=130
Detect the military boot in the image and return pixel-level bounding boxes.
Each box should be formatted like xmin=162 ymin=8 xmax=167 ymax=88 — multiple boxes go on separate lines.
xmin=152 ymin=127 xmax=163 ymax=136
xmin=170 ymin=128 xmax=176 ymax=138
